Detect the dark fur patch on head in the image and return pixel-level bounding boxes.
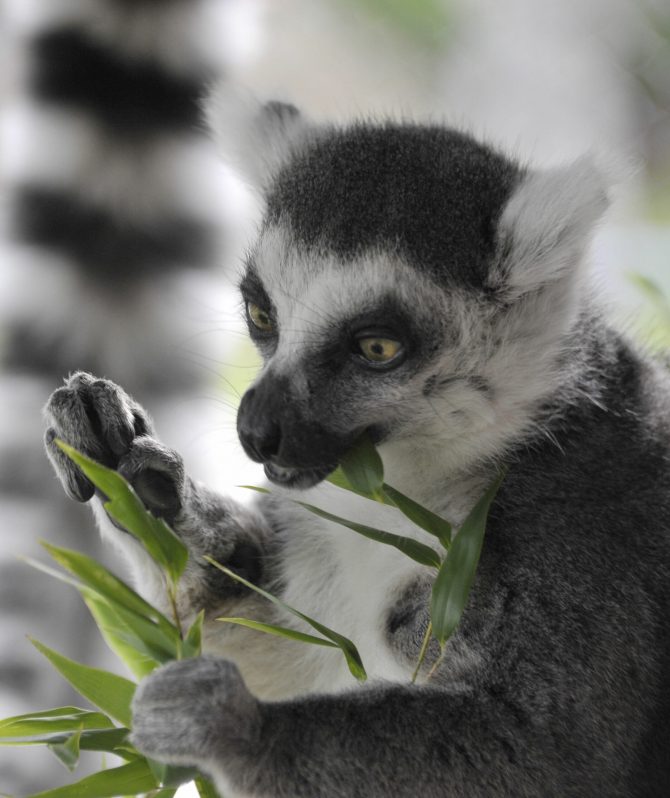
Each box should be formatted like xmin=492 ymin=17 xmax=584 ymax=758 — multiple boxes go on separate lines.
xmin=266 ymin=122 xmax=522 ymax=288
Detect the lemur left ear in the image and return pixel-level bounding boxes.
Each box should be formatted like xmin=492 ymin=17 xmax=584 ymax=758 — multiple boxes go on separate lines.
xmin=487 ymin=156 xmax=610 ymax=300
xmin=206 ymin=86 xmax=311 ymax=192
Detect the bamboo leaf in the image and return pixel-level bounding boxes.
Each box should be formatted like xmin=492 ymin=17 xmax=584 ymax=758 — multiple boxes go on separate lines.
xmin=217 ymin=617 xmax=339 ymax=648
xmin=147 ymin=760 xmax=199 ymax=789
xmin=0 ymin=708 xmax=114 ymax=739
xmin=195 ymin=777 xmax=220 ymax=798
xmin=0 ymin=728 xmax=131 ymax=756
xmin=30 ymin=639 xmax=136 ymax=728
xmin=22 ymin=554 xmax=177 ymax=676
xmin=54 ymin=440 xmax=188 ymax=584
xmin=431 ymin=473 xmax=504 ymax=646
xmin=204 ymin=557 xmax=367 ymax=682
xmin=382 ymin=484 xmax=452 ymax=548
xmin=83 ymin=595 xmax=164 ymax=678
xmin=337 ymin=434 xmax=384 ymax=499
xmin=297 ymin=502 xmax=442 ymax=569
xmin=24 ymin=758 xmax=158 ymax=798
xmin=47 ymin=728 xmax=82 ymax=772
xmin=40 ymin=542 xmax=177 ymax=636
xmin=241 ymin=487 xmax=441 ymax=568
xmin=182 ymin=610 xmax=205 ymax=659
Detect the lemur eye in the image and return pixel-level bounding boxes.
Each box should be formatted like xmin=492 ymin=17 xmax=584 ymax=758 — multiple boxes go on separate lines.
xmin=356 ymin=336 xmax=403 ymax=365
xmin=247 ymin=302 xmax=275 ymax=333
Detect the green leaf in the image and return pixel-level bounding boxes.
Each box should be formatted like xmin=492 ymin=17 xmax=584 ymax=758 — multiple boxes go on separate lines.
xmin=182 ymin=610 xmax=205 ymax=659
xmin=147 ymin=760 xmax=199 ymax=789
xmin=24 ymin=549 xmax=179 ymax=675
xmin=337 ymin=434 xmax=385 ymax=499
xmin=297 ymin=502 xmax=442 ymax=569
xmin=22 ymin=560 xmax=163 ymax=677
xmin=54 ymin=440 xmax=188 ymax=585
xmin=217 ymin=617 xmax=340 ymax=648
xmin=204 ymin=557 xmax=367 ymax=682
xmin=24 ymin=759 xmax=158 ymax=798
xmin=431 ymin=473 xmax=505 ymax=646
xmin=195 ymin=776 xmax=221 ymax=798
xmin=0 ymin=728 xmax=131 ymax=756
xmin=47 ymin=728 xmax=82 ymax=772
xmin=83 ymin=595 xmax=156 ymax=679
xmin=30 ymin=639 xmax=136 ymax=728
xmin=40 ymin=542 xmax=177 ymax=636
xmin=83 ymin=595 xmax=167 ymax=677
xmin=0 ymin=708 xmax=114 ymax=739
xmin=241 ymin=487 xmax=441 ymax=568
xmin=382 ymin=483 xmax=452 ymax=548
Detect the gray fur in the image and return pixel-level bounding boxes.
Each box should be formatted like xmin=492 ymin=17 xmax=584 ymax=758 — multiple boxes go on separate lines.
xmin=43 ymin=110 xmax=670 ymax=797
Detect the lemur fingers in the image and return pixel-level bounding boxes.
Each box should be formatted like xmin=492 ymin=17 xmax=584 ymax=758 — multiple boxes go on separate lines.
xmin=43 ymin=371 xmax=189 ymax=520
xmin=130 ymin=656 xmax=261 ymax=769
xmin=44 ymin=371 xmax=154 ymax=503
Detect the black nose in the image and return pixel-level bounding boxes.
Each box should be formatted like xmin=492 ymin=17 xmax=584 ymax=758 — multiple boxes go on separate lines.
xmin=237 ymin=386 xmax=282 ymax=463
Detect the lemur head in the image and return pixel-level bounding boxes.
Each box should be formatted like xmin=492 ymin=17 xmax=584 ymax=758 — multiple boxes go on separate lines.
xmin=211 ymin=95 xmax=609 ymax=490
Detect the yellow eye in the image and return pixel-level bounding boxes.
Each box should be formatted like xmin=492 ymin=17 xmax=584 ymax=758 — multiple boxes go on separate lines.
xmin=357 ymin=337 xmax=403 ymax=364
xmin=247 ymin=302 xmax=275 ymax=333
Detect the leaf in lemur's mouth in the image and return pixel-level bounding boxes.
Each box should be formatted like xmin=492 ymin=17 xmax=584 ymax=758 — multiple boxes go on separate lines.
xmin=327 ymin=433 xmax=385 ymax=500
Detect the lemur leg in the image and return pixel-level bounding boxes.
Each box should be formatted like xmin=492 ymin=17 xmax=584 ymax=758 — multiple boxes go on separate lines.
xmin=131 ymin=655 xmax=566 ymax=798
xmin=43 ymin=372 xmax=271 ymax=617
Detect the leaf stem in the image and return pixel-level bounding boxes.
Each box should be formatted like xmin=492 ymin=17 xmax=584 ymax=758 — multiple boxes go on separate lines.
xmin=426 ymin=647 xmax=447 ymax=681
xmin=411 ymin=620 xmax=433 ymax=684
xmin=166 ymin=579 xmax=183 ymax=644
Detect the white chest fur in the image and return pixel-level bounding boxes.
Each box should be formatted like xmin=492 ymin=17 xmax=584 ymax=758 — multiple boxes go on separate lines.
xmin=205 ymin=480 xmax=446 ymax=700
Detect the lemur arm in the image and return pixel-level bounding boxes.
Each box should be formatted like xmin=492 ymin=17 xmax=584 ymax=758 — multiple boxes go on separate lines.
xmin=131 ymin=655 xmax=569 ymax=798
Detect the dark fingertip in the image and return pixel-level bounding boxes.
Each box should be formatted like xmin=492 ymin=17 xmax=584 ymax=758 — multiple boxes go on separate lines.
xmin=132 ymin=410 xmax=150 ymax=437
xmin=108 ymin=424 xmax=135 ymax=457
xmin=66 ymin=471 xmax=95 ymax=503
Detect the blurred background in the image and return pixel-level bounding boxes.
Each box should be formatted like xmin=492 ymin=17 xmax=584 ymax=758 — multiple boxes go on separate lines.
xmin=0 ymin=0 xmax=668 ymax=794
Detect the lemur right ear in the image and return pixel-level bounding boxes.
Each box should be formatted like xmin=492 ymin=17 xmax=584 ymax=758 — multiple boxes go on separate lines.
xmin=487 ymin=156 xmax=610 ymax=301
xmin=206 ymin=86 xmax=311 ymax=192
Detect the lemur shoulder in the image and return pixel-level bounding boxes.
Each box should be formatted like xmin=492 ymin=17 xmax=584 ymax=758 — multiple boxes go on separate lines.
xmin=44 ymin=97 xmax=670 ymax=797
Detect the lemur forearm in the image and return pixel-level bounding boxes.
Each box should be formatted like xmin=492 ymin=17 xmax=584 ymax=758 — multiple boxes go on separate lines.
xmin=193 ymin=684 xmax=565 ymax=798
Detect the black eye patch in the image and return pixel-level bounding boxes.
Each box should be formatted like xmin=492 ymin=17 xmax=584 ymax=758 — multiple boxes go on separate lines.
xmin=239 ymin=265 xmax=273 ymax=313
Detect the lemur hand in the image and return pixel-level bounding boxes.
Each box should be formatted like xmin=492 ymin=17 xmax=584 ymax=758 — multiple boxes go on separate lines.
xmin=44 ymin=372 xmax=271 ymax=605
xmin=131 ymin=656 xmax=261 ymax=769
xmin=44 ymin=371 xmax=185 ymax=522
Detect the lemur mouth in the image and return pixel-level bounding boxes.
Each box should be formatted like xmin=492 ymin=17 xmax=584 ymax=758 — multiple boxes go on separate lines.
xmin=264 ymin=461 xmax=335 ymax=490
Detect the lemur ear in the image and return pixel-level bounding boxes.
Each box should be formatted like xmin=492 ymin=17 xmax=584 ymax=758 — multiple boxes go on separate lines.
xmin=488 ymin=156 xmax=610 ymax=300
xmin=206 ymin=86 xmax=311 ymax=192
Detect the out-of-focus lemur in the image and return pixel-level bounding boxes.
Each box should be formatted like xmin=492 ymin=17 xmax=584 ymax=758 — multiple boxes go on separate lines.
xmin=44 ymin=98 xmax=670 ymax=797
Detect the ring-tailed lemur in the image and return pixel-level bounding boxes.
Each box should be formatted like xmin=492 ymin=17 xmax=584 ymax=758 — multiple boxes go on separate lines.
xmin=43 ymin=97 xmax=670 ymax=797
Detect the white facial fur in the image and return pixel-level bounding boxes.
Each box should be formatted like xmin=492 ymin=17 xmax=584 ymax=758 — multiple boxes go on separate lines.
xmin=246 ymin=219 xmax=600 ymax=510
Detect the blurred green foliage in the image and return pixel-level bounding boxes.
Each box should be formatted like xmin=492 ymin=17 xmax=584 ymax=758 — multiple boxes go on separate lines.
xmin=629 ymin=273 xmax=670 ymax=352
xmin=340 ymin=0 xmax=456 ymax=49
